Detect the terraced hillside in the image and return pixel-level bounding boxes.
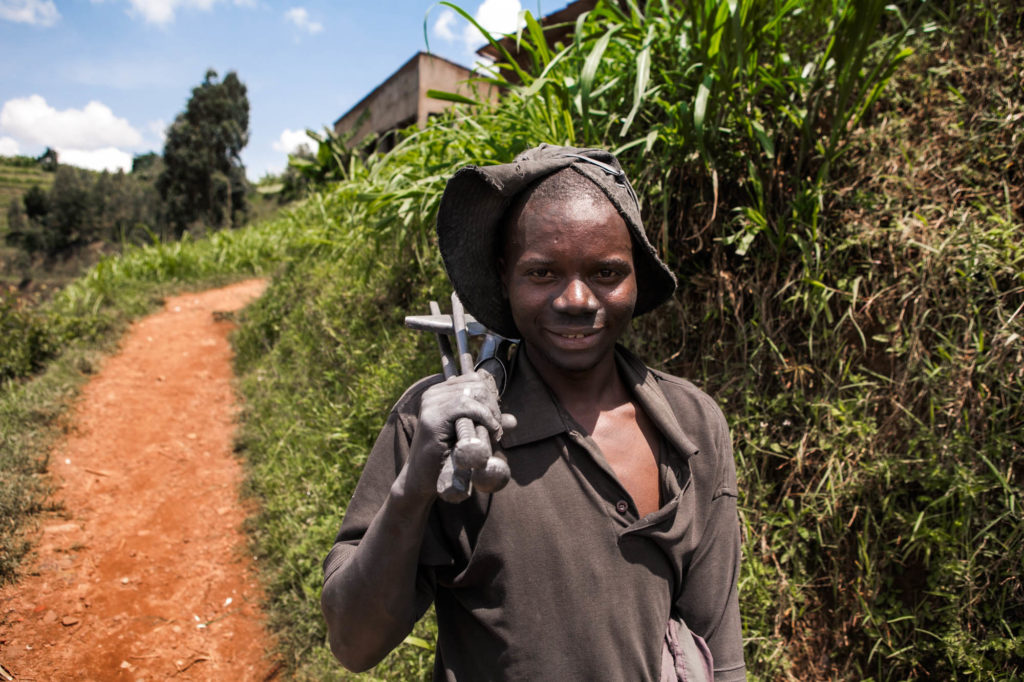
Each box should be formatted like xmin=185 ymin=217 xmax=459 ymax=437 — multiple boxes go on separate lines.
xmin=0 ymin=157 xmax=53 ymax=235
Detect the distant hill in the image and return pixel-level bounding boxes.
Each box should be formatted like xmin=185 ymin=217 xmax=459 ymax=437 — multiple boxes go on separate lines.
xmin=0 ymin=156 xmax=55 ymax=235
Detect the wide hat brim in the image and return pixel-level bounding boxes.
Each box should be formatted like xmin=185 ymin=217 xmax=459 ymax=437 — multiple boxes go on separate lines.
xmin=437 ymin=144 xmax=677 ymax=338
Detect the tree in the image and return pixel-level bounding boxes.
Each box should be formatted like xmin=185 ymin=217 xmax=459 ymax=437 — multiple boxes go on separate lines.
xmin=46 ymin=165 xmax=94 ymax=252
xmin=131 ymin=152 xmax=162 ymax=177
xmin=36 ymin=147 xmax=58 ymax=171
xmin=5 ymin=185 xmax=52 ymax=255
xmin=158 ymin=69 xmax=249 ymax=235
xmin=21 ymin=185 xmax=49 ymax=221
xmin=6 ymin=164 xmax=161 ymax=260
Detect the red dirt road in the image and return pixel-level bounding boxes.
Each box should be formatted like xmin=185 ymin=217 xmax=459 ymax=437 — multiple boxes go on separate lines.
xmin=0 ymin=279 xmax=278 ymax=681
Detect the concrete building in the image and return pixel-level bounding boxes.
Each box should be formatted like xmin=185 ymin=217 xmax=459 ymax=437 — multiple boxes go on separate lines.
xmin=333 ymin=52 xmax=488 ymax=152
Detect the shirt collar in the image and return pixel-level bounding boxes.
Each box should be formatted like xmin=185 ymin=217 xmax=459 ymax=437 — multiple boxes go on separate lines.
xmin=497 ymin=347 xmax=567 ymax=449
xmin=497 ymin=344 xmax=701 ymax=460
xmin=614 ymin=346 xmax=701 ymax=459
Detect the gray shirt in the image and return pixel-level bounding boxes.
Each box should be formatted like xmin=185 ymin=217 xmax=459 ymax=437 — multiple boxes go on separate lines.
xmin=324 ymin=346 xmax=746 ymax=681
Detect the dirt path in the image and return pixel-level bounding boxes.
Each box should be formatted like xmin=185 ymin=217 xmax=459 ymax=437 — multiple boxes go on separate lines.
xmin=0 ymin=279 xmax=278 ymax=681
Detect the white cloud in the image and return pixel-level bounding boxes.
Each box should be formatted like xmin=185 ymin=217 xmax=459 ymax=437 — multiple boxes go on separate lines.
xmin=272 ymin=128 xmax=316 ymax=155
xmin=0 ymin=95 xmax=143 ymax=150
xmin=129 ymin=0 xmax=195 ymax=24
xmin=473 ymin=0 xmax=521 ymax=36
xmin=123 ymin=0 xmax=252 ymax=25
xmin=285 ymin=7 xmax=322 ymax=35
xmin=433 ymin=9 xmax=458 ymax=42
xmin=0 ymin=0 xmax=59 ymax=26
xmin=432 ymin=0 xmax=522 ymax=52
xmin=147 ymin=119 xmax=168 ymax=146
xmin=0 ymin=95 xmax=144 ymax=172
xmin=57 ymin=147 xmax=134 ymax=172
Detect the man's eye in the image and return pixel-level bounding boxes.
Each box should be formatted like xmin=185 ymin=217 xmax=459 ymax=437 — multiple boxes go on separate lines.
xmin=596 ymin=268 xmax=621 ymax=280
xmin=528 ymin=268 xmax=552 ymax=278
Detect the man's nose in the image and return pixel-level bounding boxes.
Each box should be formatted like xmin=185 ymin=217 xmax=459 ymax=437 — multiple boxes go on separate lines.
xmin=553 ymin=278 xmax=598 ymax=314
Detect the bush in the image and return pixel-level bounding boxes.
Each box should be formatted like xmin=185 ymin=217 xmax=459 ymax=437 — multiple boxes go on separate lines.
xmin=0 ymin=294 xmax=58 ymax=382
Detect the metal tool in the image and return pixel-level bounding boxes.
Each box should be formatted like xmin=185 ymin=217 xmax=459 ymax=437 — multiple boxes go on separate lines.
xmin=405 ymin=294 xmax=512 ymax=501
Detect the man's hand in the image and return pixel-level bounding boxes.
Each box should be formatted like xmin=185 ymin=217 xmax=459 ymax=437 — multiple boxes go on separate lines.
xmin=403 ymin=371 xmax=516 ymax=500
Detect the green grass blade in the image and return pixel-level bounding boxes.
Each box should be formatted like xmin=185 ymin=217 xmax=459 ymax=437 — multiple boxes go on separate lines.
xmin=425 ymin=89 xmax=483 ymax=106
xmin=579 ymin=26 xmax=619 ymax=141
xmin=620 ymin=24 xmax=654 ymax=136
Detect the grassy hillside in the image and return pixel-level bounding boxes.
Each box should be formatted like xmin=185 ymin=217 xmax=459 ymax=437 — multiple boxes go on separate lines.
xmin=0 ymin=156 xmax=53 ymax=234
xmin=1 ymin=1 xmax=1020 ymax=680
xmin=0 ymin=156 xmax=54 ymax=279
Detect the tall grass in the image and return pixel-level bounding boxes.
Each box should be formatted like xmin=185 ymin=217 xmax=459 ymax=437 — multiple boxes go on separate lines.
xmin=233 ymin=193 xmax=449 ymax=679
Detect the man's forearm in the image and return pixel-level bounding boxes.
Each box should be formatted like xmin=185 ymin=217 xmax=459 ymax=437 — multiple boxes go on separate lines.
xmin=321 ymin=468 xmax=435 ymax=672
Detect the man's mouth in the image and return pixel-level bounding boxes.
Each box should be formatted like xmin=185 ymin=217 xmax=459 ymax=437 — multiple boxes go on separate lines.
xmin=549 ymin=328 xmax=600 ymax=340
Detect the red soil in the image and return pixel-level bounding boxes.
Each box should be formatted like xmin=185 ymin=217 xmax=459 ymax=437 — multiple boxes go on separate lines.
xmin=0 ymin=279 xmax=279 ymax=681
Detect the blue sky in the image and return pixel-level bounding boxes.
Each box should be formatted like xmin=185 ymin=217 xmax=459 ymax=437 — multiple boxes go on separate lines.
xmin=0 ymin=0 xmax=552 ymax=179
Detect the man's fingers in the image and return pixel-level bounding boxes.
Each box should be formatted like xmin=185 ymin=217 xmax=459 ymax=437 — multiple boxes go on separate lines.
xmin=448 ymin=400 xmax=501 ymax=435
xmin=421 ymin=371 xmax=508 ymax=443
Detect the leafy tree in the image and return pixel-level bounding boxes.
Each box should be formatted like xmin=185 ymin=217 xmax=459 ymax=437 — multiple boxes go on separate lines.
xmin=158 ymin=69 xmax=250 ymax=235
xmin=36 ymin=147 xmax=58 ymax=171
xmin=6 ymin=165 xmax=162 ymax=259
xmin=21 ymin=185 xmax=49 ymax=222
xmin=264 ymin=142 xmax=315 ymax=203
xmin=131 ymin=152 xmax=162 ymax=177
xmin=6 ymin=185 xmax=53 ymax=255
xmin=48 ymin=166 xmax=93 ymax=248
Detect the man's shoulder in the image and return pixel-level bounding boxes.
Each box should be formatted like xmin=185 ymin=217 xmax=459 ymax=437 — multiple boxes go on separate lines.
xmin=647 ymin=366 xmax=703 ymax=393
xmin=618 ymin=347 xmax=725 ymax=425
xmin=635 ymin=360 xmax=737 ymax=494
xmin=647 ymin=367 xmax=725 ymax=421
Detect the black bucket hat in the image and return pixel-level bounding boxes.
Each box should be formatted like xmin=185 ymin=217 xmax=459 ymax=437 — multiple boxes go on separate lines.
xmin=437 ymin=143 xmax=677 ymax=338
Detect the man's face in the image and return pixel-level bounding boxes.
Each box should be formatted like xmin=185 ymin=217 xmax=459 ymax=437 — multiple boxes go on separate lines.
xmin=501 ymin=190 xmax=637 ymax=378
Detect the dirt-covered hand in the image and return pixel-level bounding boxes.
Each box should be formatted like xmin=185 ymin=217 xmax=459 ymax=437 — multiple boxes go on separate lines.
xmin=404 ymin=370 xmax=516 ymax=499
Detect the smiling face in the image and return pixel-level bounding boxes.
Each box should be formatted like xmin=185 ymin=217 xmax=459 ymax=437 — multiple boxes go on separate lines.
xmin=500 ymin=178 xmax=637 ymax=381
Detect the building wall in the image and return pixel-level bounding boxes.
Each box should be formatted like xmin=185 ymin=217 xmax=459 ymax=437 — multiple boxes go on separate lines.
xmin=334 ymin=52 xmax=486 ymax=148
xmin=333 ymin=55 xmax=422 ymax=144
xmin=416 ymin=54 xmax=484 ymax=127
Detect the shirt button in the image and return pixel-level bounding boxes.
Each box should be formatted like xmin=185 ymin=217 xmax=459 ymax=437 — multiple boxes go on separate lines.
xmin=615 ymin=500 xmax=629 ymax=514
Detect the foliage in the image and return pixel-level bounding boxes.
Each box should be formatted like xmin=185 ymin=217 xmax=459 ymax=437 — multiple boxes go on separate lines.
xmin=255 ymin=141 xmax=318 ymax=204
xmin=158 ymin=69 xmax=250 ymax=235
xmin=0 ymin=293 xmax=57 ymax=382
xmin=0 ymin=154 xmax=55 ymax=236
xmin=0 ymin=349 xmax=80 ymax=584
xmin=233 ymin=193 xmax=448 ymax=679
xmin=36 ymin=148 xmax=58 ymax=172
xmin=0 ymin=154 xmax=46 ymax=169
xmin=288 ymin=127 xmax=361 ymax=185
xmin=4 ymin=164 xmax=162 ymax=260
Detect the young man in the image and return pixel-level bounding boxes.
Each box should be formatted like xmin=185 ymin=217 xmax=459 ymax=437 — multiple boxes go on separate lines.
xmin=321 ymin=145 xmax=746 ymax=681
